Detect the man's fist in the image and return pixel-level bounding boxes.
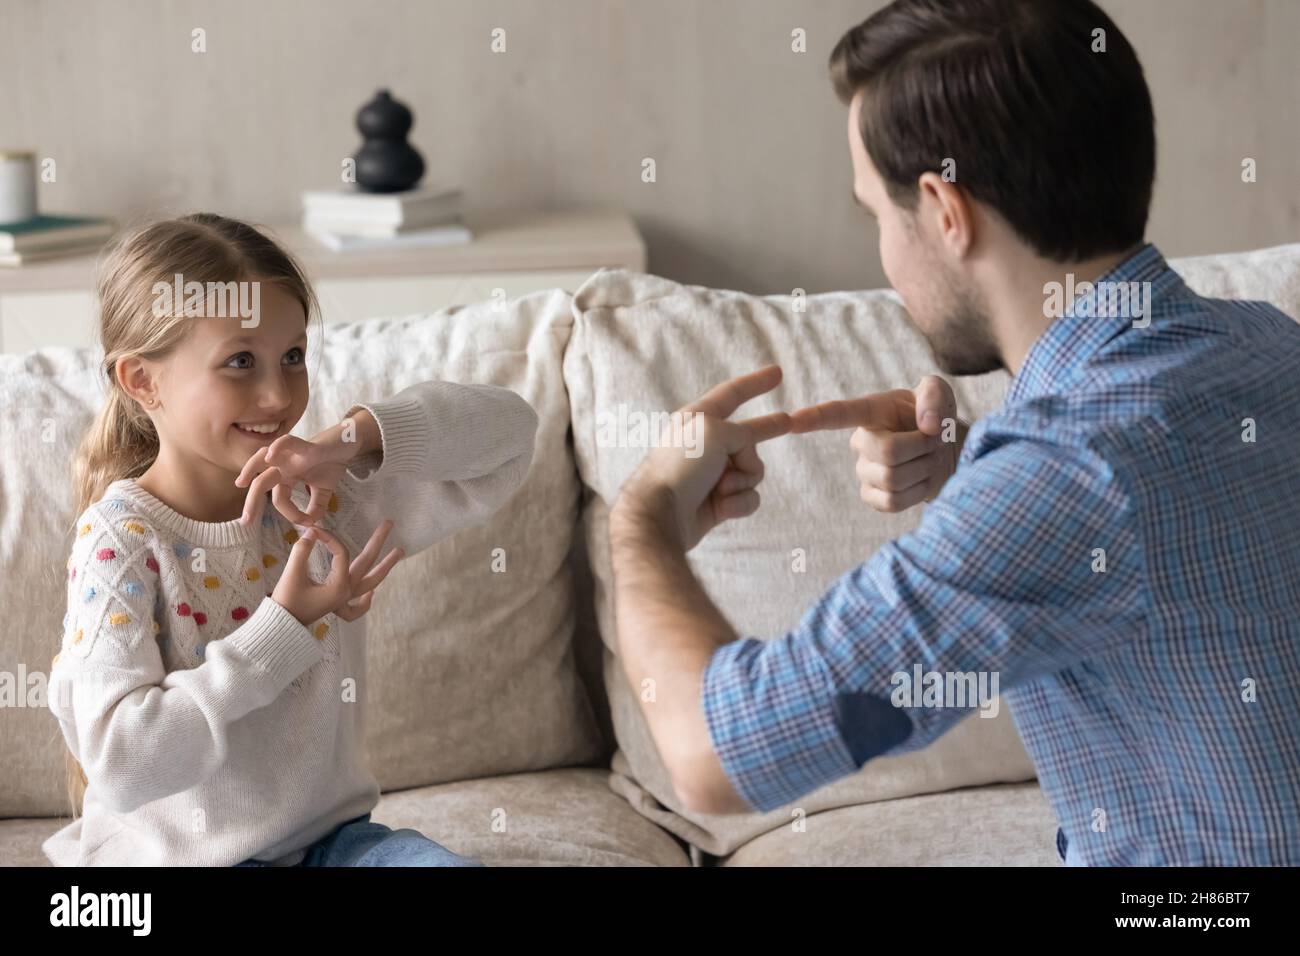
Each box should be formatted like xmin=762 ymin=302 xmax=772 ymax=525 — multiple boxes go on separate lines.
xmin=789 ymin=374 xmax=967 ymax=513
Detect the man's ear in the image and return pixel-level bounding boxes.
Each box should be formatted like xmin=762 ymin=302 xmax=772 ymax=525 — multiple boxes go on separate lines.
xmin=916 ymin=170 xmax=975 ymax=259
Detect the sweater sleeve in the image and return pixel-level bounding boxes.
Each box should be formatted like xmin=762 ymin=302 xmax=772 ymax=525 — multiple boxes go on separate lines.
xmin=315 ymin=379 xmax=539 ymax=559
xmin=48 ymin=512 xmax=325 ymax=815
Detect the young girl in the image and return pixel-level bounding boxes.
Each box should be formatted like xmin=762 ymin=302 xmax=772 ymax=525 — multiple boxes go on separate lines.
xmin=44 ymin=213 xmax=538 ymax=866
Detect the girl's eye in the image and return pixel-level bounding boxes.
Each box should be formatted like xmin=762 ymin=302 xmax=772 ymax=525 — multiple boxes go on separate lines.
xmin=225 ymin=347 xmax=304 ymax=370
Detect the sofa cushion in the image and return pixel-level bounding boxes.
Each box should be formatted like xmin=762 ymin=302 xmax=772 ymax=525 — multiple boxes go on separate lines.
xmin=1164 ymin=241 xmax=1300 ymax=307
xmin=0 ymin=817 xmax=57 ymax=867
xmin=373 ymin=767 xmax=690 ymax=866
xmin=0 ymin=768 xmax=690 ymax=867
xmin=0 ymin=288 xmax=604 ymax=817
xmin=564 ymin=241 xmax=1300 ymax=858
xmin=721 ymin=782 xmax=1061 ymax=866
xmin=304 ymin=293 xmax=606 ymax=791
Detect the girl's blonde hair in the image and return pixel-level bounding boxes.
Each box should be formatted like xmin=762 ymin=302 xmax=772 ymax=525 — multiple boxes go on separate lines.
xmin=63 ymin=213 xmax=319 ymax=819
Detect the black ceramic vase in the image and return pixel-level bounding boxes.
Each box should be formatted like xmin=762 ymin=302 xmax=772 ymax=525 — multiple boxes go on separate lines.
xmin=353 ymin=89 xmax=425 ymax=193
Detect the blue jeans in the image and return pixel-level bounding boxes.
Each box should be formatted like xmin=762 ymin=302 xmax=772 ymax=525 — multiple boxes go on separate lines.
xmin=234 ymin=813 xmax=484 ymax=867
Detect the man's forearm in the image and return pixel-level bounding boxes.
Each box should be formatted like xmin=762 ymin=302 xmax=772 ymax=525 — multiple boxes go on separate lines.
xmin=609 ymin=495 xmax=737 ymax=789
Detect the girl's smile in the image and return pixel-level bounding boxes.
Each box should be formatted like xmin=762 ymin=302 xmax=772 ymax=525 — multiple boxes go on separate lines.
xmin=233 ymin=421 xmax=286 ymax=440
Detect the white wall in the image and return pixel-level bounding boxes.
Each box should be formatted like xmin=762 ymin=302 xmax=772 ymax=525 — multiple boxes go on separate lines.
xmin=2 ymin=0 xmax=1296 ymax=294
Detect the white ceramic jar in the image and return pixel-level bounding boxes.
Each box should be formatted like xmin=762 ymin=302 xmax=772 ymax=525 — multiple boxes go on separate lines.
xmin=0 ymin=151 xmax=37 ymax=224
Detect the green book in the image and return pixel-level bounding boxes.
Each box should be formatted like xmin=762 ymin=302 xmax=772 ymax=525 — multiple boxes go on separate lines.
xmin=0 ymin=214 xmax=115 ymax=253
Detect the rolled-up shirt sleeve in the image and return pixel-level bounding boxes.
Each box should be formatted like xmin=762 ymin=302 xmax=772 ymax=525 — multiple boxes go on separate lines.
xmin=700 ymin=431 xmax=1145 ymax=813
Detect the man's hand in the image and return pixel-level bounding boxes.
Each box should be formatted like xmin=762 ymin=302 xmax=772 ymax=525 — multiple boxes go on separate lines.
xmin=234 ymin=408 xmax=382 ymax=527
xmin=611 ymin=365 xmax=793 ymax=552
xmin=789 ymin=374 xmax=967 ymax=513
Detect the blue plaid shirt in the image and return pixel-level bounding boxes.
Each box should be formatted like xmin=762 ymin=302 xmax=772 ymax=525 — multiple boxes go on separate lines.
xmin=701 ymin=243 xmax=1300 ymax=865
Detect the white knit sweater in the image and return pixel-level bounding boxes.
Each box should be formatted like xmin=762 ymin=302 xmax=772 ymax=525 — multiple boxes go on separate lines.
xmin=44 ymin=379 xmax=537 ymax=866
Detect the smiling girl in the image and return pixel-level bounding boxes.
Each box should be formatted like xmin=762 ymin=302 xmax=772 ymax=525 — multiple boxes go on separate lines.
xmin=44 ymin=213 xmax=537 ymax=866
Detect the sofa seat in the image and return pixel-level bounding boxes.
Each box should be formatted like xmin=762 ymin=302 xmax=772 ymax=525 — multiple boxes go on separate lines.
xmin=720 ymin=782 xmax=1061 ymax=866
xmin=0 ymin=768 xmax=692 ymax=867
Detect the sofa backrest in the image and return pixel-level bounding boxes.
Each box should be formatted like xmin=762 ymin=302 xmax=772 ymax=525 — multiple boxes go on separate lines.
xmin=5 ymin=239 xmax=1297 ymax=835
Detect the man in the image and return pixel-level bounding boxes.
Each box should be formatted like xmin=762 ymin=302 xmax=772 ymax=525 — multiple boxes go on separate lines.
xmin=609 ymin=0 xmax=1300 ymax=865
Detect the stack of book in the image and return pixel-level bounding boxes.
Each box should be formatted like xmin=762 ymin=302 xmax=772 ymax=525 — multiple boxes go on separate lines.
xmin=0 ymin=214 xmax=115 ymax=266
xmin=301 ymin=185 xmax=471 ymax=252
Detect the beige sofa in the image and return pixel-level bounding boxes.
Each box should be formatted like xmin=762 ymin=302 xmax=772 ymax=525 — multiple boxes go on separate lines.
xmin=3 ymin=241 xmax=1297 ymax=866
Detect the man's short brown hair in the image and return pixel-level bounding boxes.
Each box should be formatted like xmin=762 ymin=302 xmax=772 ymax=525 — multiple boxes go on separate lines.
xmin=830 ymin=0 xmax=1156 ymax=262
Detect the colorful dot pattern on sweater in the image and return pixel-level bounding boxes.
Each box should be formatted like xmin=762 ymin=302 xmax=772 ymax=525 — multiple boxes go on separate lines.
xmin=59 ymin=498 xmax=339 ymax=668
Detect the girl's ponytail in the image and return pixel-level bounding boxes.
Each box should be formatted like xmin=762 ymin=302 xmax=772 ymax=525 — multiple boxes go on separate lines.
xmin=71 ymin=381 xmax=159 ymax=521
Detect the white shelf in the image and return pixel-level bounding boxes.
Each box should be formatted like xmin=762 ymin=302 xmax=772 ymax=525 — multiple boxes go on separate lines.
xmin=0 ymin=208 xmax=645 ymax=353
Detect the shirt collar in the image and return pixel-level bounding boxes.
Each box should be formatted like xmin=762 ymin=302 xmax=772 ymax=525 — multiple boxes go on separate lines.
xmin=1005 ymin=242 xmax=1185 ymax=405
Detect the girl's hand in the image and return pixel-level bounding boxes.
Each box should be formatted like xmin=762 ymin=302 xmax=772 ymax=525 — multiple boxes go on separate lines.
xmin=270 ymin=522 xmax=353 ymax=628
xmin=235 ymin=412 xmax=375 ymax=528
xmin=271 ymin=520 xmax=403 ymax=628
xmin=319 ymin=520 xmax=405 ymax=622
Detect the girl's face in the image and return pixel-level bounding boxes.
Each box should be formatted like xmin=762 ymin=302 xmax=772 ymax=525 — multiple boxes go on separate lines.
xmin=129 ymin=281 xmax=310 ymax=479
